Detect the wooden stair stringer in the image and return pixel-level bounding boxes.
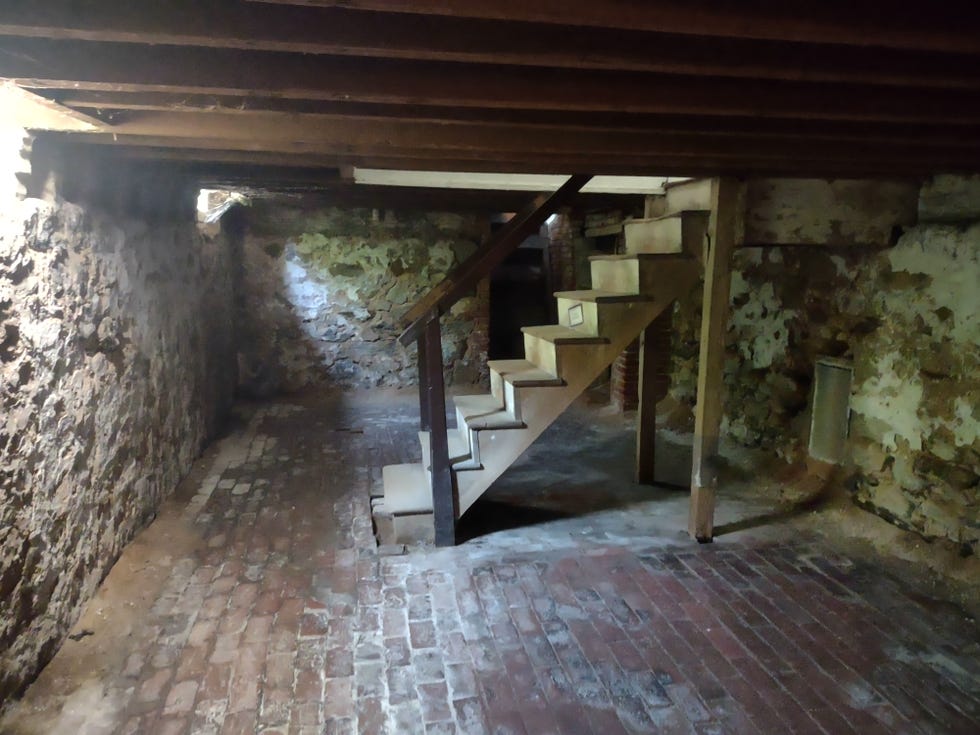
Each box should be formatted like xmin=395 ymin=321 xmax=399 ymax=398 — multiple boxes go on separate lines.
xmin=456 ymin=262 xmax=698 ymax=515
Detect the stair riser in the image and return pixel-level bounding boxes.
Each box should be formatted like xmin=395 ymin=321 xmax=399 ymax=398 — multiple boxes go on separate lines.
xmin=665 ymin=178 xmax=713 ymax=212
xmin=591 ymin=260 xmax=641 ymax=294
xmin=556 ymin=299 xmax=646 ymax=336
xmin=624 ymin=217 xmax=685 ymax=255
xmin=625 ymin=213 xmax=708 ymax=257
xmin=505 ymin=381 xmax=520 ymax=422
xmin=490 ymin=369 xmax=505 ymax=404
xmin=591 ymin=258 xmax=700 ymax=297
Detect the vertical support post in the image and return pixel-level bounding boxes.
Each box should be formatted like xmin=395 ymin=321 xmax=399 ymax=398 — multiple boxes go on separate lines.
xmin=417 ymin=334 xmax=430 ymax=431
xmin=690 ymin=177 xmax=740 ymax=542
xmin=635 ymin=308 xmax=673 ymax=484
xmin=423 ymin=311 xmax=457 ymax=546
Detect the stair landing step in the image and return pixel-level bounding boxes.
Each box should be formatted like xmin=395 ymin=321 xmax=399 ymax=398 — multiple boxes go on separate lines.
xmin=381 ymin=463 xmax=432 ymax=514
xmin=521 ymin=325 xmax=609 ymax=345
xmin=454 ymin=394 xmax=525 ymax=430
xmin=554 ymin=289 xmax=651 ymax=303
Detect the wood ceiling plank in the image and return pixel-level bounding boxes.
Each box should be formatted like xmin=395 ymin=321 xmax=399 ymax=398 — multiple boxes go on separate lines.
xmin=4 ymin=39 xmax=980 ymax=124
xmin=249 ymin=0 xmax=980 ymax=55
xmin=0 ymin=1 xmax=976 ymax=88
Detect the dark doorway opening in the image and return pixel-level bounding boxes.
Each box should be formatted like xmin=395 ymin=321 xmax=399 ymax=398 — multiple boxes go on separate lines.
xmin=488 ymin=241 xmax=552 ymax=359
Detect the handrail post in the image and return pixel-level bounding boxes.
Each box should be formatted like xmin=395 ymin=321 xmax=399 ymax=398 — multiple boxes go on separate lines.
xmin=423 ymin=311 xmax=457 ymax=546
xmin=417 ymin=333 xmax=431 ymax=431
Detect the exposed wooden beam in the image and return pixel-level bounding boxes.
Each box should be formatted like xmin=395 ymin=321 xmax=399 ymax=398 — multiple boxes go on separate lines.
xmin=0 ymin=83 xmax=106 ymax=132
xmin=635 ymin=311 xmax=674 ymax=485
xmin=50 ymin=91 xmax=980 ymax=146
xmin=53 ymin=134 xmax=964 ymax=178
xmin=689 ymin=177 xmax=740 ymax=543
xmin=250 ymin=1 xmax=980 ymax=55
xmin=1 ymin=1 xmax=977 ymax=89
xmin=5 ymin=39 xmax=980 ymax=124
xmin=48 ymin=111 xmax=980 ymax=168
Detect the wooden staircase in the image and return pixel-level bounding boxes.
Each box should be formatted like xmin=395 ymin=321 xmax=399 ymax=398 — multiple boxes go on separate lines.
xmin=373 ymin=178 xmax=710 ymax=544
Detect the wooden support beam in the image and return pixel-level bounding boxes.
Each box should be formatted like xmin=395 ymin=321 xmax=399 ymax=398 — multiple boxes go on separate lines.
xmin=417 ymin=334 xmax=431 ymax=431
xmin=2 ymin=1 xmax=978 ymax=89
xmin=635 ymin=309 xmax=674 ymax=485
xmin=422 ymin=314 xmax=457 ymax=547
xmin=6 ymin=39 xmax=980 ymax=124
xmin=39 ymin=111 xmax=980 ymax=171
xmin=47 ymin=92 xmax=980 ymax=143
xmin=250 ymin=1 xmax=980 ymax=55
xmin=689 ymin=178 xmax=740 ymax=543
xmin=48 ymin=132 xmax=968 ymax=178
xmin=0 ymin=83 xmax=106 ymax=132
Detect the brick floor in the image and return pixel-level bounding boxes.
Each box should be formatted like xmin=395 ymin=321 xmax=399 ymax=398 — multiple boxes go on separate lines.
xmin=3 ymin=391 xmax=979 ymax=735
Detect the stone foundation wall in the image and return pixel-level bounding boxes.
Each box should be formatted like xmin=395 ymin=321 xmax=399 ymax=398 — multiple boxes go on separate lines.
xmin=668 ymin=176 xmax=979 ymax=550
xmin=0 ymin=149 xmax=236 ymax=703
xmin=236 ymin=201 xmax=489 ymax=392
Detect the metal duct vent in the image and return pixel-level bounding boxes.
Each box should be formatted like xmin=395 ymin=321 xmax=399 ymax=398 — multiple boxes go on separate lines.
xmin=808 ymin=357 xmax=854 ymax=464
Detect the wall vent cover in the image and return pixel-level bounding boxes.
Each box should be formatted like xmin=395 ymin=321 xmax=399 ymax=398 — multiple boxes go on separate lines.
xmin=808 ymin=357 xmax=854 ymax=464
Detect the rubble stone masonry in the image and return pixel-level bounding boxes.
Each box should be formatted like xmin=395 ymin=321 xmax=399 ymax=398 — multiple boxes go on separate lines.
xmin=0 ymin=151 xmax=236 ymax=702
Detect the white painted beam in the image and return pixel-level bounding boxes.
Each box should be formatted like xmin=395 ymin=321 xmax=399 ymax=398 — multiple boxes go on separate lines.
xmin=353 ymin=168 xmax=683 ymax=194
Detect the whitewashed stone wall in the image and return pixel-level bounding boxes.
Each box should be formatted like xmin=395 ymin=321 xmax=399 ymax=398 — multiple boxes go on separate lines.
xmin=669 ymin=176 xmax=979 ymax=550
xmin=236 ymin=201 xmax=488 ymax=393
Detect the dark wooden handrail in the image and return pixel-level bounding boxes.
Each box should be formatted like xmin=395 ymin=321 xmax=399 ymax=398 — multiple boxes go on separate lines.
xmin=398 ymin=174 xmax=592 ymax=346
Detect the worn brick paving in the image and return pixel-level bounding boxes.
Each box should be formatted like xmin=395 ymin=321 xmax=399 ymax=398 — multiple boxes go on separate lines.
xmin=15 ymin=393 xmax=980 ymax=735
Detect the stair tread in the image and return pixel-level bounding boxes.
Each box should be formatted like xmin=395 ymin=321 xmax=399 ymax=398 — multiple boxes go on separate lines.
xmin=554 ymin=289 xmax=651 ymax=303
xmin=489 ymin=359 xmax=562 ymax=388
xmin=588 ymin=252 xmax=692 ymax=262
xmin=381 ymin=463 xmax=432 ymax=514
xmin=487 ymin=359 xmax=536 ymax=375
xmin=521 ymin=325 xmax=609 ymax=344
xmin=504 ymin=367 xmax=564 ymax=387
xmin=454 ymin=393 xmax=525 ymax=430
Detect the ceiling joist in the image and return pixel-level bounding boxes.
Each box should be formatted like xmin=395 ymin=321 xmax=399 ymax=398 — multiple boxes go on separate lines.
xmin=4 ymin=38 xmax=980 ymax=125
xmin=248 ymin=0 xmax=980 ymax=54
xmin=0 ymin=1 xmax=976 ymax=89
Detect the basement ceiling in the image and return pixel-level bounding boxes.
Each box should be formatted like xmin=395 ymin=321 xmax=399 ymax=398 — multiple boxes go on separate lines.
xmin=2 ymin=1 xmax=980 ymax=200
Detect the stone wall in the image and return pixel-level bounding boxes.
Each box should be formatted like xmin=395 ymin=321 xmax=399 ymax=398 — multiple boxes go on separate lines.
xmin=236 ymin=201 xmax=489 ymax=393
xmin=668 ymin=176 xmax=979 ymax=551
xmin=0 ymin=148 xmax=236 ymax=703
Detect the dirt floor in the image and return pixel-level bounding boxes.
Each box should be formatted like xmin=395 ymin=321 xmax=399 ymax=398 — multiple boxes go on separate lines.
xmin=1 ymin=387 xmax=977 ymax=735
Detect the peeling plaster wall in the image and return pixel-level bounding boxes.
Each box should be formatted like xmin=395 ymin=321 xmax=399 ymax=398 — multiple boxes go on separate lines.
xmin=236 ymin=201 xmax=489 ymax=392
xmin=0 ymin=153 xmax=236 ymax=703
xmin=670 ymin=177 xmax=979 ymax=550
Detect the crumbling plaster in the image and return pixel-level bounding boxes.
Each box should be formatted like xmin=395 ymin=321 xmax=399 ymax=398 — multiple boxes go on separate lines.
xmin=670 ymin=176 xmax=979 ymax=550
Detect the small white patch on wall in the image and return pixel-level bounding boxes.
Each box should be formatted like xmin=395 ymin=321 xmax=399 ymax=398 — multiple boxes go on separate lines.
xmin=729 ymin=273 xmax=797 ymax=369
xmin=850 ymin=351 xmax=925 ymax=452
xmin=886 ymin=224 xmax=980 ymax=344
